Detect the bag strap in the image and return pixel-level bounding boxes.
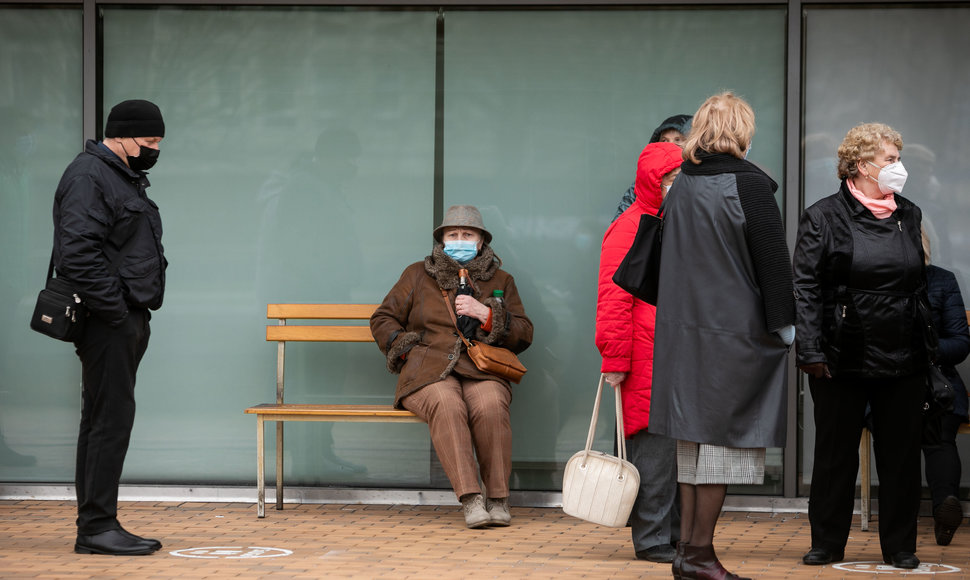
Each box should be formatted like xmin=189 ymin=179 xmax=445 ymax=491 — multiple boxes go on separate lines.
xmin=45 ymin=249 xmax=55 ymax=282
xmin=440 ymin=289 xmax=474 ymax=349
xmin=583 ymin=374 xmax=628 ymax=462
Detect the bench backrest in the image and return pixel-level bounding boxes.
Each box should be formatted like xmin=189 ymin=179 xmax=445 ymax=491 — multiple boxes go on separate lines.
xmin=267 ymin=304 xmax=379 ymax=404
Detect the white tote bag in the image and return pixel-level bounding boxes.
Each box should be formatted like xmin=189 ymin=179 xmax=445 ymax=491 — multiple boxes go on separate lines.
xmin=562 ymin=374 xmax=640 ymax=527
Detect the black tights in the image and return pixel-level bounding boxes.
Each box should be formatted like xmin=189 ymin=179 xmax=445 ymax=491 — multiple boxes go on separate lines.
xmin=679 ymin=483 xmax=726 ymax=547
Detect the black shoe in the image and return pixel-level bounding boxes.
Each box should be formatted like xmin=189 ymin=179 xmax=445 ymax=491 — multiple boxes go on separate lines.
xmin=118 ymin=526 xmax=163 ymax=551
xmin=636 ymin=543 xmax=677 ymax=563
xmin=74 ymin=529 xmax=157 ymax=556
xmin=802 ymin=547 xmax=843 ymax=565
xmin=934 ymin=495 xmax=963 ymax=546
xmin=883 ymin=552 xmax=919 ymax=569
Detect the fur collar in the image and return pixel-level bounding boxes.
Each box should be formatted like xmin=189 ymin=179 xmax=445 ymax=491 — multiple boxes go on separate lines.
xmin=425 ymin=244 xmax=501 ymax=290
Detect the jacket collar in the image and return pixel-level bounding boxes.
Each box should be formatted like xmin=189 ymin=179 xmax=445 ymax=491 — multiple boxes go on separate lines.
xmin=425 ymin=244 xmax=501 ymax=290
xmin=85 ymin=139 xmax=151 ymax=185
xmin=837 ymin=179 xmax=914 ymax=219
xmin=681 ymin=150 xmax=778 ymax=192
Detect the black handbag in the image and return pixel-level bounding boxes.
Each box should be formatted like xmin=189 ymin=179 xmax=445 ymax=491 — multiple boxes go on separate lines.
xmin=30 ymin=254 xmax=86 ymax=342
xmin=923 ymin=363 xmax=955 ymax=446
xmin=612 ymin=207 xmax=664 ymax=305
xmin=918 ymin=288 xmax=955 ymax=445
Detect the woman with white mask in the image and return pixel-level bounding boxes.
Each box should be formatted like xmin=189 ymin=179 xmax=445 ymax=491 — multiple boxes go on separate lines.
xmin=794 ymin=123 xmax=928 ymax=570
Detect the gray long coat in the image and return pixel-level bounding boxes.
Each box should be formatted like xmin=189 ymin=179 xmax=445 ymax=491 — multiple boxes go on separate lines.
xmin=649 ymin=152 xmax=794 ymax=448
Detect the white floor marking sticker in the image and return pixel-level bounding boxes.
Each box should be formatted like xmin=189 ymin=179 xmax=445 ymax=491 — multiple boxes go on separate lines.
xmin=832 ymin=561 xmax=961 ymax=574
xmin=170 ymin=546 xmax=293 ymax=559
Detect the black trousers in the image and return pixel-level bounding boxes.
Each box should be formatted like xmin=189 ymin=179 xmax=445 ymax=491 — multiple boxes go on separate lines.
xmin=807 ymin=372 xmax=923 ymax=557
xmin=74 ymin=309 xmax=150 ymax=535
xmin=923 ymin=412 xmax=964 ymax=511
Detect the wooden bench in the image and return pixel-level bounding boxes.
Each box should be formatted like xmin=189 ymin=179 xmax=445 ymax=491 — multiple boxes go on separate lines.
xmin=244 ymin=304 xmax=421 ymax=518
xmin=858 ymin=310 xmax=970 ymax=530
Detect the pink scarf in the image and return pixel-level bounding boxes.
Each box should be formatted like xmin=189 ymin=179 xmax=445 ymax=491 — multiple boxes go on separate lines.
xmin=847 ymin=178 xmax=896 ymax=219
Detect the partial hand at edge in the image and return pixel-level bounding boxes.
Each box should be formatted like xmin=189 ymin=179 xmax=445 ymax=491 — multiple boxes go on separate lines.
xmin=603 ymin=372 xmax=627 ymax=389
xmin=798 ymin=362 xmax=831 ymax=379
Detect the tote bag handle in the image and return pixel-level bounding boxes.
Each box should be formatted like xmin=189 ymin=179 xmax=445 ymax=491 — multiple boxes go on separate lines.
xmin=583 ymin=374 xmax=627 ymax=461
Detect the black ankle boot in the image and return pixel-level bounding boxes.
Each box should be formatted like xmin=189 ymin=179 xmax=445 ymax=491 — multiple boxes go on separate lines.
xmin=672 ymin=542 xmax=686 ymax=579
xmin=680 ymin=543 xmax=751 ymax=580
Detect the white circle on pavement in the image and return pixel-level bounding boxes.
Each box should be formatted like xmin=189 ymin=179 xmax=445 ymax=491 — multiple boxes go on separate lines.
xmin=170 ymin=546 xmax=292 ymax=559
xmin=832 ymin=561 xmax=961 ymax=574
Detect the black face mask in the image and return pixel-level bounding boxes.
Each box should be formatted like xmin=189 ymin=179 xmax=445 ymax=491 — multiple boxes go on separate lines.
xmin=127 ymin=145 xmax=160 ymax=171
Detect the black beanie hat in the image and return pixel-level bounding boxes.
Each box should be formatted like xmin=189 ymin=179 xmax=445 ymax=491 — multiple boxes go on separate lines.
xmin=104 ymin=99 xmax=165 ymax=138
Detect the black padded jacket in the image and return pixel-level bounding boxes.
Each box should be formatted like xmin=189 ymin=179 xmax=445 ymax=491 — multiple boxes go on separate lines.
xmin=52 ymin=140 xmax=167 ymax=326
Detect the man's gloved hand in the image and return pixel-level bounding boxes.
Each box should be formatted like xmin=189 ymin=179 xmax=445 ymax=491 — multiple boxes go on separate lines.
xmin=798 ymin=362 xmax=832 ymax=379
xmin=603 ymin=372 xmax=627 ymax=389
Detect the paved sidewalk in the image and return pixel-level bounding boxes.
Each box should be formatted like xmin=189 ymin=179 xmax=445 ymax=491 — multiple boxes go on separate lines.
xmin=0 ymin=500 xmax=967 ymax=578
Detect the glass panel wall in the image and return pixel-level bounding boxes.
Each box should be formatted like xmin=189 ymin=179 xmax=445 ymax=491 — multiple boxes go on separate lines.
xmin=4 ymin=5 xmax=789 ymax=493
xmin=0 ymin=8 xmax=83 ymax=481
xmin=444 ymin=8 xmax=786 ymax=492
xmin=802 ymin=5 xmax=970 ymax=495
xmin=99 ymin=7 xmax=438 ymax=484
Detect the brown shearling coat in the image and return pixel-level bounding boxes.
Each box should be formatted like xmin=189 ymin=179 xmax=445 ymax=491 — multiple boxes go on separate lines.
xmin=370 ymin=245 xmax=533 ymax=408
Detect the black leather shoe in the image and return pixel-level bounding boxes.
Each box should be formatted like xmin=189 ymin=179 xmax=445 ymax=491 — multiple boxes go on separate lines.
xmin=934 ymin=495 xmax=963 ymax=546
xmin=75 ymin=529 xmax=157 ymax=555
xmin=636 ymin=543 xmax=677 ymax=563
xmin=802 ymin=547 xmax=843 ymax=565
xmin=118 ymin=526 xmax=162 ymax=551
xmin=883 ymin=552 xmax=920 ymax=569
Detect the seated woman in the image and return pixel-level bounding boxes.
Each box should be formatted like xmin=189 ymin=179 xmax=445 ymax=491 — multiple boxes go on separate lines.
xmin=370 ymin=205 xmax=533 ymax=529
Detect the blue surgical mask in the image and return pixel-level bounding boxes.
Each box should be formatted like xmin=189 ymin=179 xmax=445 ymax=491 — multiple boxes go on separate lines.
xmin=443 ymin=240 xmax=478 ymax=263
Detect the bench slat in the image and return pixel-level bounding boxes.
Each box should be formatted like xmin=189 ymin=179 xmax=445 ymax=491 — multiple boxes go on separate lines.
xmin=245 ymin=404 xmax=420 ymax=422
xmin=267 ymin=304 xmax=378 ymax=320
xmin=266 ymin=325 xmax=375 ymax=342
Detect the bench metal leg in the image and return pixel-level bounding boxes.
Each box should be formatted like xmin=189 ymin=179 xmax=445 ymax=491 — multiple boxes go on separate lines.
xmin=257 ymin=415 xmax=265 ymax=518
xmin=276 ymin=421 xmax=284 ymax=510
xmin=860 ymin=428 xmax=871 ymax=531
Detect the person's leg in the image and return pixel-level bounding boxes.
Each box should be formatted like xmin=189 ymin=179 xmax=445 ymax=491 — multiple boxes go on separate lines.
xmin=75 ymin=310 xmax=150 ymax=535
xmin=461 ymin=378 xmax=512 ymax=499
xmin=680 ymin=482 xmax=750 ymax=579
xmin=869 ymin=373 xmax=924 ymax=560
xmin=923 ymin=413 xmax=963 ymax=510
xmin=923 ymin=412 xmax=964 ymax=546
xmin=689 ymin=484 xmax=726 ymax=547
xmin=806 ymin=376 xmax=868 ymax=555
xmin=676 ymin=440 xmax=697 ymax=544
xmin=400 ymin=376 xmax=481 ymax=499
xmin=679 ymin=483 xmax=695 ymax=544
xmin=629 ymin=429 xmax=679 ymax=557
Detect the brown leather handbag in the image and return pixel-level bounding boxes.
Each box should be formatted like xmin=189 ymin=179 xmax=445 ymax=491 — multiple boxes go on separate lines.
xmin=440 ymin=289 xmax=527 ymax=383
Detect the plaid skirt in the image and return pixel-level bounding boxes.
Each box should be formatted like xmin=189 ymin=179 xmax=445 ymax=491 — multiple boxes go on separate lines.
xmin=676 ymin=440 xmax=765 ymax=485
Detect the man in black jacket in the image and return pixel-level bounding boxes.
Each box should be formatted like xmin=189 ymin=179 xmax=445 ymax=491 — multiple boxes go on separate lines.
xmin=52 ymin=99 xmax=168 ymax=556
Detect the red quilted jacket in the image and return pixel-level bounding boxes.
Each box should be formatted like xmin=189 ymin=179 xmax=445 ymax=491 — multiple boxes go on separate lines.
xmin=595 ymin=142 xmax=683 ymax=437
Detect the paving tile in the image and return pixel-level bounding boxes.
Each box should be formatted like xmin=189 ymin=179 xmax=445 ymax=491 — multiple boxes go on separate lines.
xmin=1 ymin=501 xmax=969 ymax=578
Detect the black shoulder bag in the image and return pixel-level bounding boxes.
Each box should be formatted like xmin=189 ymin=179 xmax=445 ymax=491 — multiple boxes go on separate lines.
xmin=29 ymin=251 xmax=87 ymax=342
xmin=916 ymin=289 xmax=954 ymax=446
xmin=612 ymin=205 xmax=664 ymax=305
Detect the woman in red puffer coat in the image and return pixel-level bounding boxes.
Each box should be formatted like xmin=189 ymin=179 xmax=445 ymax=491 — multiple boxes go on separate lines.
xmin=595 ymin=141 xmax=683 ymax=563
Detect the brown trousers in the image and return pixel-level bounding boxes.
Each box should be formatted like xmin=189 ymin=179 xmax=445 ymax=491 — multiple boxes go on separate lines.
xmin=401 ymin=375 xmax=511 ymax=499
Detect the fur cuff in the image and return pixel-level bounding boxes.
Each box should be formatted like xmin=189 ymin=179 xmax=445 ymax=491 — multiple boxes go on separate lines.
xmin=386 ymin=331 xmax=421 ymax=374
xmin=475 ymin=297 xmax=509 ymax=345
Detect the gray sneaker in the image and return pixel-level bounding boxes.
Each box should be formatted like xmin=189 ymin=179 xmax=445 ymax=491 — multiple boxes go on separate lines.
xmin=461 ymin=494 xmax=491 ymax=529
xmin=486 ymin=497 xmax=511 ymax=527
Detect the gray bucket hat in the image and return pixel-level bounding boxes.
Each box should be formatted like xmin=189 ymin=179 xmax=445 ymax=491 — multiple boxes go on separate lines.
xmin=433 ymin=205 xmax=492 ymax=245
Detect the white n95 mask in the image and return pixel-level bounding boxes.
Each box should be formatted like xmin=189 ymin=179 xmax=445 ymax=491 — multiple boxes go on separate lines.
xmin=868 ymin=160 xmax=908 ymax=195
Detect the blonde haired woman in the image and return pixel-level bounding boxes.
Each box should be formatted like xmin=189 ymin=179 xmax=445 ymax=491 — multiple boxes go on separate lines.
xmin=650 ymin=92 xmax=794 ymax=579
xmin=794 ymin=123 xmax=927 ymax=569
